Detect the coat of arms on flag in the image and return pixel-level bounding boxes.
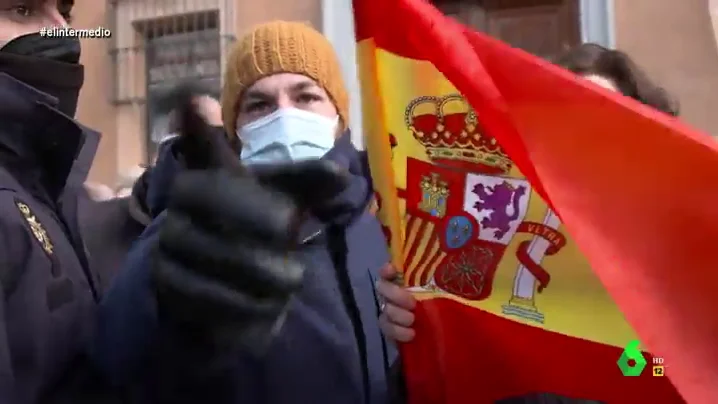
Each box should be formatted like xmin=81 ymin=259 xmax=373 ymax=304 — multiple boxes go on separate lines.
xmin=397 ymin=94 xmax=566 ymax=324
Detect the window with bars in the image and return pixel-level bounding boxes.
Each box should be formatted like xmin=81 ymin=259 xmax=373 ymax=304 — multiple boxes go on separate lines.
xmin=144 ymin=11 xmax=222 ymax=153
xmin=107 ymin=0 xmax=235 ymax=160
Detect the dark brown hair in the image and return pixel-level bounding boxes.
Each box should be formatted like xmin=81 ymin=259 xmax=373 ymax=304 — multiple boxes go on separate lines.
xmin=556 ymin=43 xmax=679 ymax=116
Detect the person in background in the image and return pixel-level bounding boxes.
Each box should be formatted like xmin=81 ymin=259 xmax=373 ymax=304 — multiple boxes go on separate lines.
xmin=0 ymin=0 xmax=124 ymax=402
xmin=374 ymin=42 xmax=680 ymax=404
xmin=81 ymin=166 xmax=151 ymax=292
xmin=92 ymin=21 xmax=399 ymax=404
xmin=556 ymin=42 xmax=679 ymax=116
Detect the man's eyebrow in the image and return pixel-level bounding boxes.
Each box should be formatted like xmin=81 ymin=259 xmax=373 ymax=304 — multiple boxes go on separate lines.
xmin=242 ymin=90 xmax=269 ymax=100
xmin=290 ymin=80 xmax=319 ymax=92
xmin=2 ymin=0 xmax=37 ymax=6
xmin=242 ymin=80 xmax=318 ymax=101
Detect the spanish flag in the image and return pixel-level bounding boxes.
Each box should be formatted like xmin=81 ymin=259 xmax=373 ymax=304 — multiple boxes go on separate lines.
xmin=354 ymin=0 xmax=718 ymax=403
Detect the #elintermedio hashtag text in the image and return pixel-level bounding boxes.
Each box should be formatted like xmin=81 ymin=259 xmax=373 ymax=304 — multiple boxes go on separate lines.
xmin=39 ymin=26 xmax=112 ymax=39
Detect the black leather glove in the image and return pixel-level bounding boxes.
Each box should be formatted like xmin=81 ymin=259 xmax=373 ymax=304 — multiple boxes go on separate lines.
xmin=153 ymin=80 xmax=240 ymax=170
xmin=152 ymin=84 xmax=349 ymax=353
xmin=154 ymin=161 xmax=349 ymax=353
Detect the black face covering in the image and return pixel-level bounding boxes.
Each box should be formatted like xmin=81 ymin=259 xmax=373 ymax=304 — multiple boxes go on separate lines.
xmin=0 ymin=32 xmax=84 ymax=117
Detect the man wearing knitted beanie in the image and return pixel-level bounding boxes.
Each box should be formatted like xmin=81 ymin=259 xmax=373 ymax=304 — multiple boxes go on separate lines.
xmin=91 ymin=21 xmax=404 ymax=404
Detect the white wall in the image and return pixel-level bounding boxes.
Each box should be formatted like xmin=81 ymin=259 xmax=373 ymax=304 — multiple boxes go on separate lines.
xmin=710 ymin=0 xmax=718 ymax=50
xmin=321 ymin=0 xmax=365 ymax=149
xmin=580 ymin=0 xmax=616 ymax=47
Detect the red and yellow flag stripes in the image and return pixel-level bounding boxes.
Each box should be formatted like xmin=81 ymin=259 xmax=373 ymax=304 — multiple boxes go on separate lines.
xmin=355 ymin=0 xmax=718 ymax=403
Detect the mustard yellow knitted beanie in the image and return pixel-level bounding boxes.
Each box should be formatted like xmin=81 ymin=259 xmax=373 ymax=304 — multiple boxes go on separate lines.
xmin=221 ymin=21 xmax=349 ymax=137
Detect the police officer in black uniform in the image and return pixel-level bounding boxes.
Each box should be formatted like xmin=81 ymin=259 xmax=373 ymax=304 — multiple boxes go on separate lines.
xmin=0 ymin=1 xmax=118 ymax=402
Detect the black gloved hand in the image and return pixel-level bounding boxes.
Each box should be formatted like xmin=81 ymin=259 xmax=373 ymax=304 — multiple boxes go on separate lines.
xmin=153 ymin=80 xmax=349 ymax=353
xmin=153 ymin=80 xmax=239 ymax=170
xmin=153 ymin=161 xmax=349 ymax=353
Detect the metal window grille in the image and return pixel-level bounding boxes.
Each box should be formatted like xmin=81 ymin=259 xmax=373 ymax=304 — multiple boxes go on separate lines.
xmin=107 ymin=0 xmax=235 ymax=159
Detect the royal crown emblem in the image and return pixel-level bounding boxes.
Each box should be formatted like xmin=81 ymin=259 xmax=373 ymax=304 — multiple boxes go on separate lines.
xmin=404 ymin=94 xmax=512 ymax=174
xmin=418 ymin=173 xmax=449 ymax=218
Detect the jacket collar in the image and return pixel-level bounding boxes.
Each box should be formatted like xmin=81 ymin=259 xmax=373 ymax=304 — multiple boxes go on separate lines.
xmin=0 ymin=73 xmax=96 ymax=200
xmin=297 ymin=132 xmax=372 ymax=243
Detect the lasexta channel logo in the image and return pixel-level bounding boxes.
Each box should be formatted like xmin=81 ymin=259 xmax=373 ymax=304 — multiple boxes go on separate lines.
xmin=617 ymin=340 xmax=647 ymax=376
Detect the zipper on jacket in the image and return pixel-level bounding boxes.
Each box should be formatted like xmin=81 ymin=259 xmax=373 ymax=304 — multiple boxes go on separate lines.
xmin=301 ymin=230 xmax=322 ymax=245
xmin=326 ymin=225 xmax=371 ymax=404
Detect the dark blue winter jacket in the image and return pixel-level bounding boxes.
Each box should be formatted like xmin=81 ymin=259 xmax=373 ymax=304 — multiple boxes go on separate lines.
xmin=0 ymin=73 xmax=123 ymax=403
xmin=91 ymin=133 xmax=398 ymax=403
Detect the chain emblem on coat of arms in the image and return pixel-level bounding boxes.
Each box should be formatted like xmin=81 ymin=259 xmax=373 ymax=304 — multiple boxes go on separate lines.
xmin=16 ymin=201 xmax=54 ymax=255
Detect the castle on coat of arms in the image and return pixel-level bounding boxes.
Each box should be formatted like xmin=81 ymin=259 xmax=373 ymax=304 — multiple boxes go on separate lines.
xmin=418 ymin=173 xmax=449 ymax=218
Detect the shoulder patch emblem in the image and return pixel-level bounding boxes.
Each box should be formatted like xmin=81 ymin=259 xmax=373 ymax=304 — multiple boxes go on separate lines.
xmin=15 ymin=200 xmax=54 ymax=255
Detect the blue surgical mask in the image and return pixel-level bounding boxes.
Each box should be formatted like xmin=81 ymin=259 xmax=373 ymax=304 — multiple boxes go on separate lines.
xmin=238 ymin=108 xmax=339 ymax=165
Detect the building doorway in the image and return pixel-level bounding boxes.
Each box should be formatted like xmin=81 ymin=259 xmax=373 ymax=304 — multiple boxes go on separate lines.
xmin=434 ymin=0 xmax=581 ymax=59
